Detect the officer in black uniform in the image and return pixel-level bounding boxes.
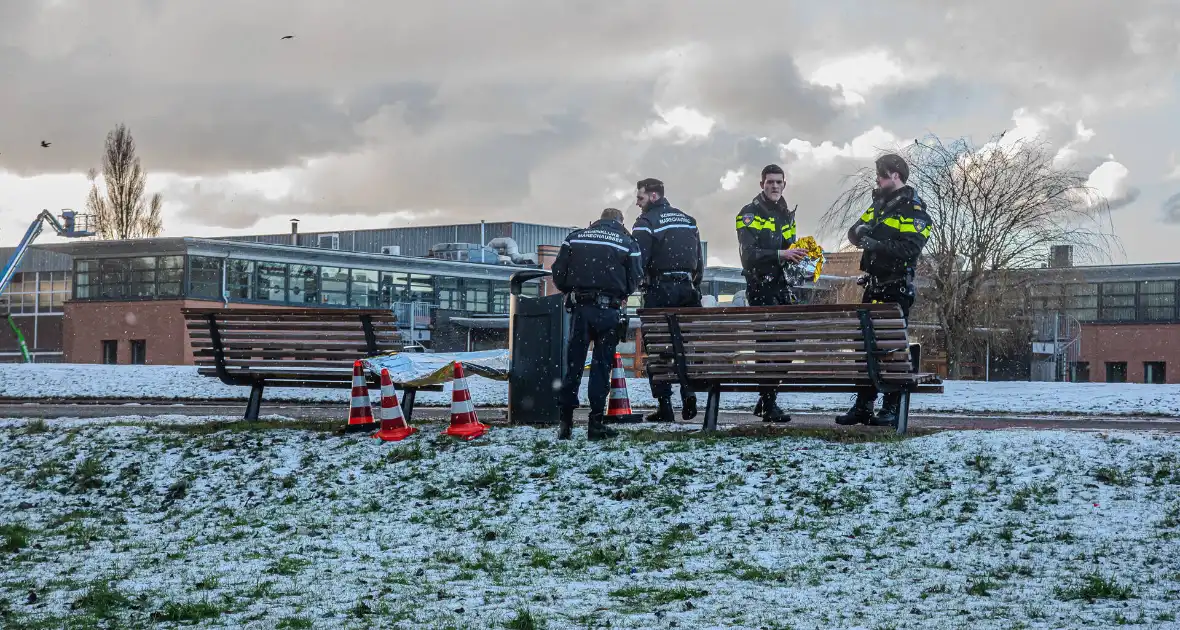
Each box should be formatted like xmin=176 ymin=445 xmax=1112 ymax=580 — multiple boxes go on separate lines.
xmin=632 ymin=177 xmax=704 ymax=422
xmin=552 ymin=208 xmax=643 ymax=440
xmin=836 ymin=153 xmax=933 ymax=427
xmin=735 ymin=164 xmax=810 ymax=422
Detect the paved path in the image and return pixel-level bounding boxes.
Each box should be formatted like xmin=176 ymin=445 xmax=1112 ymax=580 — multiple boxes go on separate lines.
xmin=2 ymin=402 xmax=1178 ymax=433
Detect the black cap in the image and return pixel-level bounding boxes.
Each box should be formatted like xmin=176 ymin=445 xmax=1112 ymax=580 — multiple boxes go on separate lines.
xmin=875 ymin=153 xmax=909 ymax=183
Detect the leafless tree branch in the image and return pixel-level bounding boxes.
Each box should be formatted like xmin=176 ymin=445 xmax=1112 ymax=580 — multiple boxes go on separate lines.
xmin=89 ymin=124 xmax=164 ymax=240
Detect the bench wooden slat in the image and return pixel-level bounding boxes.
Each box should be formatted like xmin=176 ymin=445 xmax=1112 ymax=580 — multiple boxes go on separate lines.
xmin=642 ymin=330 xmax=909 ymax=343
xmin=188 ymin=330 xmax=399 ymax=341
xmin=649 ymin=350 xmax=912 ymax=361
xmin=643 ymin=318 xmax=907 ymax=332
xmin=643 ymin=340 xmax=910 ymax=353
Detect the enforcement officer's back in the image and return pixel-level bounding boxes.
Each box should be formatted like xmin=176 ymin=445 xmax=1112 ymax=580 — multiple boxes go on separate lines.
xmin=551 ymin=209 xmax=641 ymax=441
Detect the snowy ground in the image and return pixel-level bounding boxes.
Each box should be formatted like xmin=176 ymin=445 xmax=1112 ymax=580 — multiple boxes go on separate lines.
xmin=1 ymin=415 xmax=1178 ymax=629
xmin=3 ymin=363 xmax=1180 ymax=417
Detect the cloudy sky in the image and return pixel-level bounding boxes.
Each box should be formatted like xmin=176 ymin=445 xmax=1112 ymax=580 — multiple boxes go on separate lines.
xmin=1 ymin=0 xmax=1178 ymax=266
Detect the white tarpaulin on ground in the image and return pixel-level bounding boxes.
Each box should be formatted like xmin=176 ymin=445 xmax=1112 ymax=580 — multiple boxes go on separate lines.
xmin=361 ymin=350 xmax=595 ymax=387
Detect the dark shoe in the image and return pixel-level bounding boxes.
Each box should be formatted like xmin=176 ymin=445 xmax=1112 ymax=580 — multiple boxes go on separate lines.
xmin=760 ymin=400 xmax=791 ymax=423
xmin=587 ymin=413 xmax=618 ymax=440
xmin=645 ymin=398 xmax=674 ymax=423
xmin=557 ymin=407 xmax=573 ymax=440
xmin=681 ymin=392 xmax=697 ymax=421
xmin=870 ymin=393 xmax=901 ymax=427
xmin=835 ymin=394 xmax=875 ymax=425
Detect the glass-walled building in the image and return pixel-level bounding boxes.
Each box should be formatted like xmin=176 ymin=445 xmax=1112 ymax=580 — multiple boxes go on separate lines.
xmin=46 ymin=237 xmax=542 ymax=364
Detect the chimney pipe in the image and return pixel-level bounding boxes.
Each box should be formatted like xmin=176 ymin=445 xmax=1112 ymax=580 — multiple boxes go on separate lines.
xmin=290 ymin=218 xmax=299 ymax=246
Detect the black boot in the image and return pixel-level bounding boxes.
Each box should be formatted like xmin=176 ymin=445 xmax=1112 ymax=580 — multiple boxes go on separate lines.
xmin=759 ymin=396 xmax=791 ymax=423
xmin=587 ymin=412 xmax=618 ymax=441
xmin=835 ymin=393 xmax=875 ymax=425
xmin=871 ymin=393 xmax=901 ymax=427
xmin=645 ymin=397 xmax=674 ymax=423
xmin=557 ymin=406 xmax=573 ymax=440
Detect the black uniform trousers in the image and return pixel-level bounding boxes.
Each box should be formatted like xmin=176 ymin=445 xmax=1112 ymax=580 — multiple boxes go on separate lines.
xmin=641 ymin=278 xmax=701 ymax=400
xmin=746 ymin=279 xmax=798 ymax=404
xmin=858 ymin=278 xmax=916 ymax=399
xmin=561 ymin=304 xmax=624 ymax=415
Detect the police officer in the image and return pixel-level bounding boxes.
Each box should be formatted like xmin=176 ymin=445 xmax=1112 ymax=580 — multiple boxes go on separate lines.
xmin=836 ymin=153 xmax=933 ymax=427
xmin=735 ymin=164 xmax=810 ymax=422
xmin=632 ymin=177 xmax=704 ymax=422
xmin=551 ymin=208 xmax=643 ymax=440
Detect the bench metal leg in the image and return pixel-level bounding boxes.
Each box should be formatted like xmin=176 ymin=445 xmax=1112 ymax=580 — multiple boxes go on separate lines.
xmin=703 ymin=384 xmax=721 ymax=432
xmin=896 ymin=390 xmax=911 ymax=436
xmin=402 ymin=388 xmax=417 ymax=423
xmin=245 ymin=382 xmax=264 ymax=421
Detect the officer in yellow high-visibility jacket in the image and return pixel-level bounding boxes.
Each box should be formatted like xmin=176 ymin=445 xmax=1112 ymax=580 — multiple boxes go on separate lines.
xmin=735 ymin=164 xmax=810 ymax=423
xmin=837 ymin=153 xmax=933 ymax=427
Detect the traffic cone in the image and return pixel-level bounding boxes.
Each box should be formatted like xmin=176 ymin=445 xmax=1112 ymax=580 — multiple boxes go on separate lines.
xmin=344 ymin=360 xmax=378 ymax=433
xmin=374 ymin=368 xmax=417 ymax=441
xmin=442 ymin=361 xmax=489 ymax=440
xmin=605 ymin=352 xmax=644 ymax=424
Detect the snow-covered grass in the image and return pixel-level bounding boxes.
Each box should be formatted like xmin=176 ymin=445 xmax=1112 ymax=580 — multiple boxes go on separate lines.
xmin=2 ymin=415 xmax=1179 ymax=628
xmin=3 ymin=363 xmax=1180 ymax=417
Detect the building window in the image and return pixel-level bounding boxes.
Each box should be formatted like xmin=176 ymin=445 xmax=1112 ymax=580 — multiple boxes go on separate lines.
xmin=98 ymin=259 xmax=129 ymax=298
xmin=1105 ymin=361 xmax=1127 ymax=383
xmin=1070 ymin=361 xmax=1090 ymax=383
xmin=1099 ymin=282 xmax=1137 ymax=322
xmin=129 ymin=256 xmax=157 ymax=297
xmin=1064 ymin=283 xmax=1098 ymax=321
xmin=319 ymin=267 xmax=349 ymax=305
xmin=380 ymin=271 xmax=410 ymax=306
xmin=74 ymin=260 xmax=95 ymax=299
xmin=436 ymin=276 xmax=460 ymax=310
xmin=102 ymin=340 xmax=118 ymax=365
xmin=130 ymin=340 xmax=146 ymax=365
xmin=407 ymin=274 xmax=435 ymax=303
xmin=226 ymin=260 xmax=255 ymax=300
xmin=189 ymin=256 xmax=224 ymax=300
xmin=158 ymin=256 xmax=184 ymax=296
xmin=289 ymin=265 xmax=319 ymax=304
xmin=465 ymin=279 xmax=490 ymax=313
xmin=256 ymin=262 xmax=288 ymax=302
xmin=349 ymin=269 xmax=380 ymax=307
xmin=491 ymin=281 xmax=511 ymax=313
xmin=1140 ymin=280 xmax=1176 ymax=321
xmin=1145 ymin=361 xmax=1166 ymax=384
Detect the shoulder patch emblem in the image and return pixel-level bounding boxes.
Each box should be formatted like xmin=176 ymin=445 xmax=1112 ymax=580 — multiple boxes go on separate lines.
xmin=741 ymin=213 xmax=754 ymax=226
xmin=913 ymin=218 xmax=927 ymax=231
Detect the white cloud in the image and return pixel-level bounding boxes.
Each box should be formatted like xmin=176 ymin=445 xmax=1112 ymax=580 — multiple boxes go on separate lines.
xmin=719 ymin=169 xmax=744 ymax=191
xmin=781 ymin=126 xmax=901 ymax=178
xmin=1086 ymin=158 xmax=1132 ymax=205
xmin=1054 ymin=120 xmax=1096 ymax=167
xmin=804 ymin=49 xmax=933 ymax=106
xmin=1166 ymin=152 xmax=1180 ymax=181
xmin=638 ymin=105 xmax=715 ymax=143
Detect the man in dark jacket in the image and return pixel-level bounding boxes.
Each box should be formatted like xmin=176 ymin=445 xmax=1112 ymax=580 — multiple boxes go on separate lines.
xmin=836 ymin=153 xmax=933 ymax=427
xmin=551 ymin=208 xmax=643 ymax=440
xmin=632 ymin=177 xmax=704 ymax=422
xmin=735 ymin=164 xmax=810 ymax=422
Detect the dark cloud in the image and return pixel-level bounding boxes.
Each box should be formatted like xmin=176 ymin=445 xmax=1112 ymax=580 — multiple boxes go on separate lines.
xmin=1162 ymin=192 xmax=1180 ymax=224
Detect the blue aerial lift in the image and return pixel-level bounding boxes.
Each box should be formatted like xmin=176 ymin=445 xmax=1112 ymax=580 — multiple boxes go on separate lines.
xmin=1 ymin=209 xmax=95 ymax=362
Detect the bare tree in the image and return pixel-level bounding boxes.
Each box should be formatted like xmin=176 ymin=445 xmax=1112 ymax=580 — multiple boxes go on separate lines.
xmin=86 ymin=124 xmax=164 ymax=239
xmin=819 ymin=132 xmax=1121 ymax=378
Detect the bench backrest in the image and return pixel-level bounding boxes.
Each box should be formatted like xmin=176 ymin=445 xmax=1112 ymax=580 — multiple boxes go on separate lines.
xmin=183 ymin=308 xmax=401 ymax=376
xmin=637 ymin=303 xmax=924 ymax=387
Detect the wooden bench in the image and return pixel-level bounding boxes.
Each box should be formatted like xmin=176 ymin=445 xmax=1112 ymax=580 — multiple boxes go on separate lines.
xmin=637 ymin=303 xmax=943 ymax=434
xmin=184 ymin=308 xmax=440 ymax=420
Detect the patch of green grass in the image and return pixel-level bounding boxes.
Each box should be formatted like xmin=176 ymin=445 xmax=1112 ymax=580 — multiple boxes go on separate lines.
xmin=0 ymin=523 xmax=32 ymax=553
xmin=504 ymin=607 xmax=544 ymax=629
xmin=1095 ymin=466 xmax=1133 ymax=487
xmin=72 ymin=456 xmax=106 ymax=490
xmin=266 ymin=556 xmax=311 ymax=576
xmin=25 ymin=419 xmax=48 ymax=434
xmin=966 ymin=576 xmax=998 ymax=596
xmin=155 ymin=419 xmax=339 ymax=434
xmin=276 ymin=617 xmax=314 ymax=629
xmin=1055 ymin=571 xmax=1136 ymax=602
xmin=562 ymin=545 xmax=626 ymax=570
xmin=151 ymin=600 xmax=222 ymax=623
xmin=609 ymin=584 xmax=706 ymax=607
xmin=72 ymin=580 xmax=132 ymax=620
xmin=388 ymin=442 xmax=432 ymax=463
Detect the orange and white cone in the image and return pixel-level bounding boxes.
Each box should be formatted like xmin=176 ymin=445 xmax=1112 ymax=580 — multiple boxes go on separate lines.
xmin=442 ymin=361 xmax=489 ymax=440
xmin=344 ymin=360 xmax=378 ymax=433
xmin=374 ymin=368 xmax=417 ymax=441
xmin=605 ymin=352 xmax=644 ymax=423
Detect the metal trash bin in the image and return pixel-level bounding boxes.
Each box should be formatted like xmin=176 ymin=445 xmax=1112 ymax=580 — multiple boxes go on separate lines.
xmin=507 ymin=270 xmax=569 ymax=425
